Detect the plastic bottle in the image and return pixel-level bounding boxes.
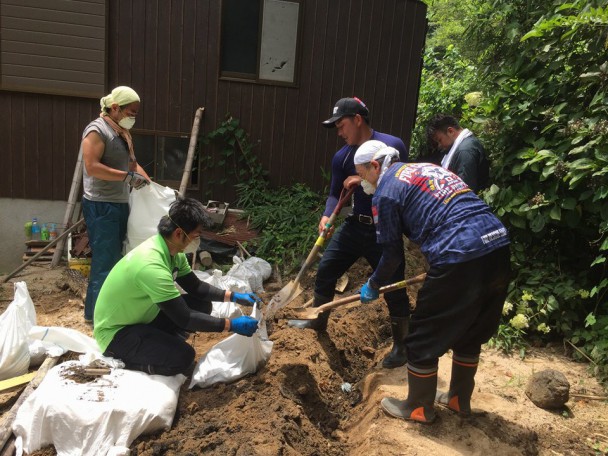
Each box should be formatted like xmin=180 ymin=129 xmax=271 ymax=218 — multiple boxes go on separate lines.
xmin=41 ymin=223 xmax=50 ymax=241
xmin=24 ymin=221 xmax=33 ymax=241
xmin=31 ymin=218 xmax=41 ymax=241
xmin=49 ymin=223 xmax=58 ymax=241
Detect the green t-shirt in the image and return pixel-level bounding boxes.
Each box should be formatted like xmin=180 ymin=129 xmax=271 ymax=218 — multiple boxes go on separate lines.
xmin=93 ymin=234 xmax=191 ymax=352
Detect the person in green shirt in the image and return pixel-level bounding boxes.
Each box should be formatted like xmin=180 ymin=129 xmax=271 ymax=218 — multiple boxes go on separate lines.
xmin=94 ymin=197 xmax=260 ymax=376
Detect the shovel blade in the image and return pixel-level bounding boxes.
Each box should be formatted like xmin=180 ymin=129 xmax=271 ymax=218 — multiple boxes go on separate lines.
xmin=287 ymin=307 xmax=323 ymax=320
xmin=265 ymin=280 xmax=304 ymax=317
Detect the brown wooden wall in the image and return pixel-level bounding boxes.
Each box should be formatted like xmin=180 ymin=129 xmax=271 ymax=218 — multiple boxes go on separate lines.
xmin=0 ymin=0 xmax=427 ymax=203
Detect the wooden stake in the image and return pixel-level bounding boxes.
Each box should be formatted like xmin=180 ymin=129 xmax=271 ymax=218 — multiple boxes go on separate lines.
xmin=179 ymin=107 xmax=205 ymax=197
xmin=52 ymin=147 xmax=84 ymax=267
xmin=570 ymin=393 xmax=608 ymax=401
xmin=236 ymin=241 xmax=251 ymax=258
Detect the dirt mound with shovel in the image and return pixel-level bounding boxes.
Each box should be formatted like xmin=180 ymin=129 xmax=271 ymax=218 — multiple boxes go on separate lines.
xmin=1 ymin=262 xmax=607 ymax=456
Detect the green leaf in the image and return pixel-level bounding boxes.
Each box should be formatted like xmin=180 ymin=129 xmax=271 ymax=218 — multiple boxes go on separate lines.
xmin=591 ymin=256 xmax=606 ymax=267
xmin=585 ymin=313 xmax=597 ymax=328
xmin=509 ymin=215 xmax=527 ymax=229
xmin=549 ymin=205 xmax=561 ymax=220
xmin=512 ymin=163 xmax=527 ymax=176
xmin=530 ymin=213 xmax=546 ymax=233
xmin=560 ymin=198 xmax=577 ymax=210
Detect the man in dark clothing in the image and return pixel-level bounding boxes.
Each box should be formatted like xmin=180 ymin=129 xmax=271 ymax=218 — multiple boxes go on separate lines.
xmin=288 ymin=97 xmax=410 ymax=369
xmin=426 ymin=114 xmax=489 ymax=193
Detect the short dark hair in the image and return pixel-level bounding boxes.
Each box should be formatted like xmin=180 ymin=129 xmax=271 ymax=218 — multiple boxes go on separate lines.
xmin=158 ymin=197 xmax=212 ymax=236
xmin=426 ymin=114 xmax=461 ymax=137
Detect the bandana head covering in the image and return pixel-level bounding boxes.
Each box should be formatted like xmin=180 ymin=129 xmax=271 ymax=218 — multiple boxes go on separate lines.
xmin=99 ymin=86 xmax=140 ymax=114
xmin=355 ymin=142 xmax=401 ymax=185
xmin=354 ymin=140 xmax=388 ymax=165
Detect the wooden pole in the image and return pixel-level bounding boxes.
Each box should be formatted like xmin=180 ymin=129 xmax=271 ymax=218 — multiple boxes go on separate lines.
xmin=179 ymin=107 xmax=205 ymax=197
xmin=0 ymin=357 xmax=59 ymax=452
xmin=2 ymin=219 xmax=85 ymax=283
xmin=52 ymin=148 xmax=84 ymax=267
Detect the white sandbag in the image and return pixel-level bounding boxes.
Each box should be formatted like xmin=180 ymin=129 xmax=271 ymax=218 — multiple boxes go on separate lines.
xmin=125 ymin=182 xmax=177 ymax=253
xmin=13 ymin=360 xmax=185 ymax=456
xmin=189 ymin=304 xmax=273 ymax=389
xmin=208 ymin=268 xmax=251 ymax=293
xmin=193 ymin=270 xmax=212 ymax=282
xmin=29 ymin=326 xmax=100 ymax=355
xmin=28 ymin=326 xmax=100 ymax=366
xmin=204 ymin=269 xmax=246 ymax=319
xmin=28 ymin=340 xmax=49 ymax=367
xmin=211 ymin=301 xmax=243 ymax=319
xmin=0 ymin=282 xmax=37 ymax=380
xmin=227 ymin=256 xmax=272 ymax=293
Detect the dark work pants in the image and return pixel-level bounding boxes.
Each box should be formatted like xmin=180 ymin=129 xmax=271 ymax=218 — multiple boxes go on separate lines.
xmin=82 ymin=198 xmax=129 ymax=321
xmin=103 ymin=295 xmax=212 ymax=376
xmin=315 ymin=219 xmax=409 ymax=317
xmin=406 ymin=246 xmax=511 ymax=367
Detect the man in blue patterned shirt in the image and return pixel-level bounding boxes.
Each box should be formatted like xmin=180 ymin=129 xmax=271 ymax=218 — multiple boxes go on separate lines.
xmin=354 ymin=142 xmax=511 ymax=424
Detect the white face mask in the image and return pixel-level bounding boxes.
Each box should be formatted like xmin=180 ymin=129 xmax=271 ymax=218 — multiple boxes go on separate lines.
xmin=361 ymin=179 xmax=376 ymax=195
xmin=119 ymin=116 xmax=136 ymax=130
xmin=183 ymin=237 xmax=199 ymax=255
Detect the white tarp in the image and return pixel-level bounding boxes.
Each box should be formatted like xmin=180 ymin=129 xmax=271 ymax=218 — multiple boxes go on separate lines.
xmin=13 ymin=360 xmax=185 ymax=456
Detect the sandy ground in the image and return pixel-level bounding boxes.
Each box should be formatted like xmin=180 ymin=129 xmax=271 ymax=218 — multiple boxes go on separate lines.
xmin=1 ymin=260 xmax=607 ymax=456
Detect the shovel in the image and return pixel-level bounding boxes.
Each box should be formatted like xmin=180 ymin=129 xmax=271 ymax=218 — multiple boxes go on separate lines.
xmin=265 ymin=186 xmax=356 ymax=316
xmin=286 ymin=273 xmax=427 ymax=320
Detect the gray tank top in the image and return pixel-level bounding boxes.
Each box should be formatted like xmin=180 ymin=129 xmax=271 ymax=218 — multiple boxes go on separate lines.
xmin=81 ymin=118 xmax=131 ymax=203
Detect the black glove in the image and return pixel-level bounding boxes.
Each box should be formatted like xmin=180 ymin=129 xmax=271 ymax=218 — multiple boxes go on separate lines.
xmin=230 ymin=292 xmax=262 ymax=307
xmin=124 ymin=171 xmax=150 ymax=190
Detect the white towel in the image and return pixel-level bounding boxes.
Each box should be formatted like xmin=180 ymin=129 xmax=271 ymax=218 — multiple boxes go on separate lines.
xmin=441 ymin=128 xmax=473 ymax=170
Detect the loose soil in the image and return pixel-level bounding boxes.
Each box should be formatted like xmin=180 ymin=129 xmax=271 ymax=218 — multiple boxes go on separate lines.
xmin=1 ymin=258 xmax=607 ymax=456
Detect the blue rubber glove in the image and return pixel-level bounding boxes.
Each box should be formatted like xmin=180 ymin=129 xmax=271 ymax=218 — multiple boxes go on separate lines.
xmin=231 ymin=292 xmax=262 ymax=307
xmin=360 ymin=280 xmax=380 ymax=303
xmin=230 ymin=316 xmax=258 ymax=336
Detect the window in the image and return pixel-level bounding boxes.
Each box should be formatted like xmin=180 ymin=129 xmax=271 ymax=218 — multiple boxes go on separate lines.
xmin=132 ymin=134 xmax=199 ymax=188
xmin=220 ymin=0 xmax=302 ymax=85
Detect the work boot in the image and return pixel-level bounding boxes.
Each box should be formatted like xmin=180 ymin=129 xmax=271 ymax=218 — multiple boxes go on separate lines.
xmin=435 ymin=353 xmax=478 ymax=415
xmin=288 ymin=294 xmax=331 ymax=331
xmin=382 ymin=316 xmax=409 ymax=368
xmin=381 ymin=363 xmax=438 ymax=424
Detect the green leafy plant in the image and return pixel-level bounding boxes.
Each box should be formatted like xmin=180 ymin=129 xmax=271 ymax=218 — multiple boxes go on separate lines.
xmin=465 ymin=0 xmax=608 ymax=382
xmin=200 ymin=115 xmax=268 ymax=192
xmin=411 ymin=45 xmax=481 ymax=159
xmin=201 ymin=114 xmax=327 ymax=272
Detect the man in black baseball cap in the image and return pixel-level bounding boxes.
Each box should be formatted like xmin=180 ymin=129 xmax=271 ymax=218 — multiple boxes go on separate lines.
xmin=289 ymin=96 xmax=411 ymax=370
xmin=322 ymin=97 xmax=370 ymax=127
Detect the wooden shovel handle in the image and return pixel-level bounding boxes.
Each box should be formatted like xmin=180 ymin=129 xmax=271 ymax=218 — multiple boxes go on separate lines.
xmin=313 ymin=273 xmax=427 ymax=314
xmin=294 ymin=186 xmax=356 ymax=283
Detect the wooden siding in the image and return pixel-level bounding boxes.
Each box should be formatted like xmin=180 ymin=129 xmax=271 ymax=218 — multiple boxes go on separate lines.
xmin=0 ymin=0 xmax=427 ymax=203
xmin=0 ymin=0 xmax=107 ymax=98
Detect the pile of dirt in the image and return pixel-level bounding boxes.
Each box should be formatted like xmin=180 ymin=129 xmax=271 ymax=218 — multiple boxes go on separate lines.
xmin=1 ymin=261 xmax=607 ymax=456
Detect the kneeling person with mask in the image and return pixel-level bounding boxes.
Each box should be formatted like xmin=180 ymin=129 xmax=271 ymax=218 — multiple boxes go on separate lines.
xmin=354 ymin=142 xmax=511 ymax=424
xmin=93 ymin=197 xmax=260 ymax=376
